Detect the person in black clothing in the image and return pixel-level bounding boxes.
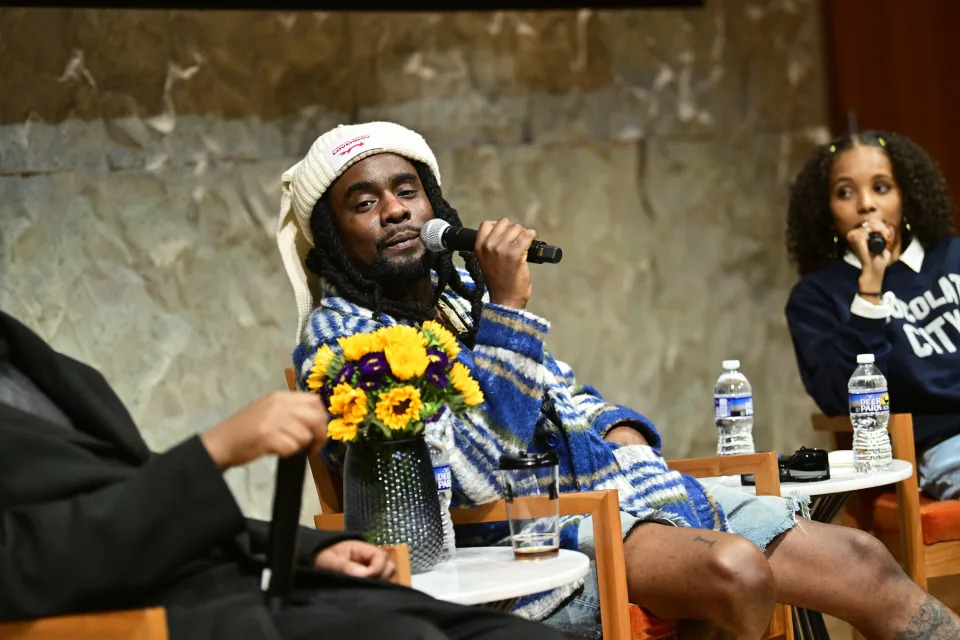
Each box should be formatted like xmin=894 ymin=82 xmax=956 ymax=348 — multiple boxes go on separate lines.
xmin=0 ymin=310 xmax=564 ymax=640
xmin=785 ymin=129 xmax=960 ymax=499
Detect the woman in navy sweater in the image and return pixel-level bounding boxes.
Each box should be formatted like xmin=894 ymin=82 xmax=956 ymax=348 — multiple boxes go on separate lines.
xmin=785 ymin=130 xmax=960 ymax=499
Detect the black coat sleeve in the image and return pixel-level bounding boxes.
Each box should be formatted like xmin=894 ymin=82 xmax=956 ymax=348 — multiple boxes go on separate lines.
xmin=0 ymin=436 xmax=247 ymax=620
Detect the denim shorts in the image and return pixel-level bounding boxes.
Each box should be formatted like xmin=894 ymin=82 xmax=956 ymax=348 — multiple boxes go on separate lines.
xmin=919 ymin=432 xmax=960 ymax=500
xmin=541 ymin=485 xmax=809 ymax=639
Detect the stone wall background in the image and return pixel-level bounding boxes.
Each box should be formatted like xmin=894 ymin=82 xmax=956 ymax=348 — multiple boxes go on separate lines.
xmin=0 ymin=1 xmax=832 ymax=523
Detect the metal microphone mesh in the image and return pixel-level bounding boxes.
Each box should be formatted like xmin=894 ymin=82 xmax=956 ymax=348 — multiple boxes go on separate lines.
xmin=420 ymin=218 xmax=451 ymax=252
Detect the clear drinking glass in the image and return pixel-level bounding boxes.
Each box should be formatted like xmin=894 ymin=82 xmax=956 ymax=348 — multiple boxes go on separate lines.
xmin=499 ymin=450 xmax=560 ymax=561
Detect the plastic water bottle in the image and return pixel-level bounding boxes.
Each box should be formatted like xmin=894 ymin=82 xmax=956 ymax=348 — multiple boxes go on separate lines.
xmin=429 ymin=443 xmax=456 ymax=562
xmin=848 ymin=353 xmax=893 ymax=473
xmin=714 ymin=359 xmax=755 ymax=456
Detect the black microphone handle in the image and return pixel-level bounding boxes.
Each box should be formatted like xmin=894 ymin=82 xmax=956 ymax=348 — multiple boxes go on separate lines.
xmin=867 ymin=232 xmax=887 ymax=255
xmin=264 ymin=450 xmax=308 ymax=610
xmin=442 ymin=227 xmax=562 ymax=264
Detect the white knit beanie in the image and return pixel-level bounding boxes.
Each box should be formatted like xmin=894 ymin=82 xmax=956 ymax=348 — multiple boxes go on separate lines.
xmin=276 ymin=121 xmax=442 ymax=343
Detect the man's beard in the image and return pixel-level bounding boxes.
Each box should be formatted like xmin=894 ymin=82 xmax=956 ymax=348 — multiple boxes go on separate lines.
xmin=357 ymin=249 xmax=437 ymax=290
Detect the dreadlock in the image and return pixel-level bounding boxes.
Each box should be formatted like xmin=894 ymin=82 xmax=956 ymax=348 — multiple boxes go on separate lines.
xmin=304 ymin=159 xmax=487 ymax=347
xmin=786 ymin=129 xmax=956 ymax=277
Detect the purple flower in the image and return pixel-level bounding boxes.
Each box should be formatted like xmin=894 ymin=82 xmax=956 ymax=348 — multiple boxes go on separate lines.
xmin=427 ymin=348 xmax=449 ymax=367
xmin=318 ymin=385 xmax=333 ymax=406
xmin=358 ymin=352 xmax=389 ymax=379
xmin=425 ymin=361 xmax=448 ymax=390
xmin=335 ymin=362 xmax=357 ymax=386
xmin=358 ymin=379 xmax=380 ymax=391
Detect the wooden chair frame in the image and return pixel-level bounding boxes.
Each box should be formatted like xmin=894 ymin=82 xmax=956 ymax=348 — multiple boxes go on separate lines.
xmin=0 ymin=607 xmax=168 ymax=640
xmin=813 ymin=412 xmax=960 ymax=590
xmin=312 ymin=452 xmax=792 ymax=640
xmin=291 ymin=364 xmax=791 ymax=640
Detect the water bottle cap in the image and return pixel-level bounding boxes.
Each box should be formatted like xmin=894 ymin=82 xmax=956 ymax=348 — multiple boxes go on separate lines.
xmin=722 ymin=359 xmax=741 ymax=370
xmin=856 ymin=353 xmax=875 ymax=364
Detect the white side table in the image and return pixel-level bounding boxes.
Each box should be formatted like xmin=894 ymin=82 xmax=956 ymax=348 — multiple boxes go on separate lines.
xmin=700 ymin=459 xmax=913 ymax=497
xmin=411 ymin=546 xmax=590 ymax=610
xmin=700 ymin=459 xmax=913 ymax=524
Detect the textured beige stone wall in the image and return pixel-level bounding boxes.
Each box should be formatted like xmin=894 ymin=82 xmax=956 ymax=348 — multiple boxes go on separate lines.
xmin=0 ymin=1 xmax=832 ymax=522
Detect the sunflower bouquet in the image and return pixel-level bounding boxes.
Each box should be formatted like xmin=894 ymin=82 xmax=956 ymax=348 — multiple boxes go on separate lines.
xmin=305 ymin=321 xmax=484 ymax=444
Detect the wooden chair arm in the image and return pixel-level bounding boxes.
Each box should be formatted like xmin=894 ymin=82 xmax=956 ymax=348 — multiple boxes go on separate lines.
xmin=314 ymin=490 xmax=628 ymax=527
xmin=0 ymin=607 xmax=168 ymax=640
xmin=811 ymin=414 xmax=853 ymax=433
xmin=381 ymin=544 xmax=412 ymax=587
xmin=667 ymin=451 xmax=782 ymax=496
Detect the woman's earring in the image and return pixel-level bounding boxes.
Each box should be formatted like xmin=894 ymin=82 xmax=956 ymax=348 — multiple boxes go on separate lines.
xmin=833 ymin=232 xmax=839 ymax=258
xmin=905 ymin=216 xmax=912 ymax=232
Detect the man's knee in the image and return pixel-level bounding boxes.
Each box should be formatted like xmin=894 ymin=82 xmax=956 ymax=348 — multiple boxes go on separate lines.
xmin=839 ymin=527 xmax=903 ymax=582
xmin=707 ymin=536 xmax=777 ymax=611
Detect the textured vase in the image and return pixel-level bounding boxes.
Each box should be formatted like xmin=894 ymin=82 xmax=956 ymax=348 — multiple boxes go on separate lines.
xmin=343 ymin=436 xmax=444 ymax=574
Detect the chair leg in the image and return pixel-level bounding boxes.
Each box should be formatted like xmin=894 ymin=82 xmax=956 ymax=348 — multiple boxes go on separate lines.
xmin=890 ymin=415 xmax=928 ymax=590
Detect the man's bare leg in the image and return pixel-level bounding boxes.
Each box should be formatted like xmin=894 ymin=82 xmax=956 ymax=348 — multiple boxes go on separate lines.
xmin=624 ymin=518 xmax=960 ymax=640
xmin=623 ymin=523 xmax=777 ymax=640
xmin=765 ymin=518 xmax=960 ymax=640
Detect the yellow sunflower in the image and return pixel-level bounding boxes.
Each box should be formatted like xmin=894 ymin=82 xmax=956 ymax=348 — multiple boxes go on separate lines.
xmin=327 ymin=418 xmax=358 ymax=442
xmin=449 ymin=362 xmax=484 ymax=406
xmin=337 ymin=332 xmax=384 ymax=361
xmin=305 ymin=344 xmax=336 ymax=392
xmin=375 ymin=386 xmax=424 ymax=431
xmin=328 ymin=383 xmax=368 ymax=427
xmin=378 ymin=325 xmax=429 ymax=380
xmin=421 ymin=320 xmax=460 ymax=360
xmin=376 ymin=325 xmax=428 ymax=348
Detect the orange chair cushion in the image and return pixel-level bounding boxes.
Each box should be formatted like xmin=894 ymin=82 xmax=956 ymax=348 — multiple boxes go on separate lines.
xmin=873 ymin=491 xmax=960 ymax=545
xmin=629 ymin=604 xmax=677 ymax=640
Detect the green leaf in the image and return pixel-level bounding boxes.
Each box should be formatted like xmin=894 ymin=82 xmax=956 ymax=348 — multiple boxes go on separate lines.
xmin=326 ymin=354 xmax=346 ymax=383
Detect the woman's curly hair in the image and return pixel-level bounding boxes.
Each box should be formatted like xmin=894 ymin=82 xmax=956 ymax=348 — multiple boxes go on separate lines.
xmin=786 ymin=129 xmax=955 ymax=277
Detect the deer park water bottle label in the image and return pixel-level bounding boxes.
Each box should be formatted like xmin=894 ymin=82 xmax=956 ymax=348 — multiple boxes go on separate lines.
xmin=433 ymin=464 xmax=452 ymax=492
xmin=849 ymin=391 xmax=890 ymax=415
xmin=714 ymin=396 xmax=754 ymax=419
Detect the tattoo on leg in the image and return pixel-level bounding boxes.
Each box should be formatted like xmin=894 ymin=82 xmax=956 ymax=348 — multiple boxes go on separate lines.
xmin=694 ymin=535 xmax=717 ymax=548
xmin=895 ymin=595 xmax=960 ymax=640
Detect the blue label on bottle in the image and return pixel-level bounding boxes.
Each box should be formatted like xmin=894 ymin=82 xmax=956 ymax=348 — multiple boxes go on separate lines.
xmin=849 ymin=391 xmax=890 ymax=415
xmin=433 ymin=464 xmax=452 ymax=492
xmin=715 ymin=395 xmax=753 ymax=419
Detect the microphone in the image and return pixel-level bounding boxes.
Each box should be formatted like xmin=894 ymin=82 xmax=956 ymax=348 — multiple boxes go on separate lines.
xmin=867 ymin=232 xmax=887 ymax=255
xmin=420 ymin=219 xmax=562 ymax=264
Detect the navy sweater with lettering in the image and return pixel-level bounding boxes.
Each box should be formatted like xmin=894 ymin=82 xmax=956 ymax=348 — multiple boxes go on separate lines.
xmin=786 ymin=236 xmax=960 ymax=455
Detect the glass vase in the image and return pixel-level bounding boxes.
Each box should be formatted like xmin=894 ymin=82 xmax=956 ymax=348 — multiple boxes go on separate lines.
xmin=343 ymin=435 xmax=444 ymax=574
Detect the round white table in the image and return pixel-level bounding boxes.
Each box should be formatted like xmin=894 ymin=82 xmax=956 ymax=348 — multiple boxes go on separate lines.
xmin=700 ymin=459 xmax=913 ymax=497
xmin=411 ymin=546 xmax=590 ymax=609
xmin=701 ymin=456 xmax=914 ymax=640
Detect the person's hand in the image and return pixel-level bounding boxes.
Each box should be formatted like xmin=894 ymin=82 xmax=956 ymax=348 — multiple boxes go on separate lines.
xmin=200 ymin=392 xmax=329 ymax=470
xmin=313 ymin=540 xmax=396 ymax=580
xmin=473 ymin=217 xmax=538 ymax=309
xmin=604 ymin=425 xmax=649 ymax=447
xmin=845 ymin=219 xmax=894 ymax=302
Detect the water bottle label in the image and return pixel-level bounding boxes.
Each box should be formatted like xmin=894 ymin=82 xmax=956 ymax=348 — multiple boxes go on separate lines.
xmin=849 ymin=391 xmax=890 ymax=415
xmin=433 ymin=464 xmax=452 ymax=492
xmin=715 ymin=396 xmax=753 ymax=419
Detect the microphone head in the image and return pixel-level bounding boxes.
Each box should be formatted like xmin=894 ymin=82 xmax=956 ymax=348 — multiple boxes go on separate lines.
xmin=867 ymin=232 xmax=887 ymax=255
xmin=421 ymin=219 xmax=451 ymax=253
